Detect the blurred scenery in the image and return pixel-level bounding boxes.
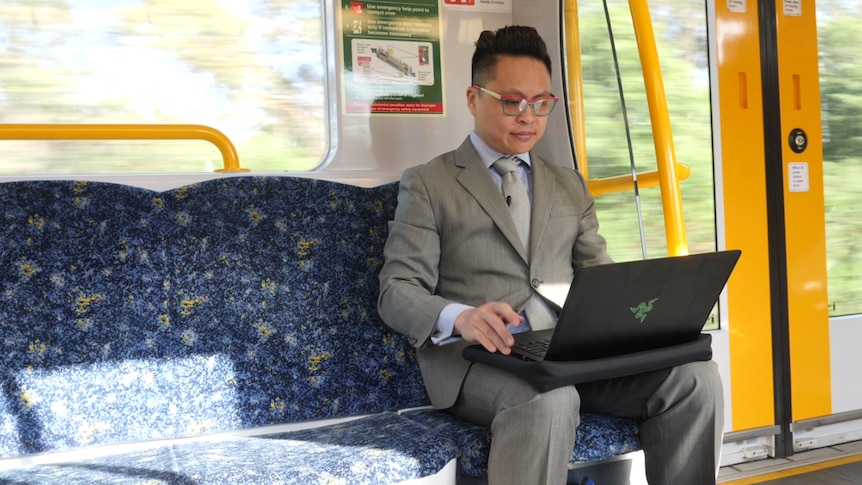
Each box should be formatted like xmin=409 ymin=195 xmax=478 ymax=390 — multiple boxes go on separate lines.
xmin=0 ymin=0 xmax=860 ymax=315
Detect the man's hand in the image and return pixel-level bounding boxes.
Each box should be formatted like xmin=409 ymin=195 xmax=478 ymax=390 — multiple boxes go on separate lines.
xmin=454 ymin=302 xmax=523 ymax=354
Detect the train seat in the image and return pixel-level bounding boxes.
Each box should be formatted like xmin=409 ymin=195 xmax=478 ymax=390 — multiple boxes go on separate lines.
xmin=0 ymin=176 xmax=640 ymax=484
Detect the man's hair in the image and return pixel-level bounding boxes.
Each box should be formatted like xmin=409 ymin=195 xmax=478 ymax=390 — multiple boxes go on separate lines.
xmin=471 ymin=25 xmax=552 ymax=86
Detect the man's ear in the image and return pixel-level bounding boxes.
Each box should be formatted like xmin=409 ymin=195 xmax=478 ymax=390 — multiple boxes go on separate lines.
xmin=466 ymin=87 xmax=478 ymax=116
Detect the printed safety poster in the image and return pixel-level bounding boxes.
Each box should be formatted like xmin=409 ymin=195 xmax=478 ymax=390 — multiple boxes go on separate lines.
xmin=341 ymin=0 xmax=444 ymax=114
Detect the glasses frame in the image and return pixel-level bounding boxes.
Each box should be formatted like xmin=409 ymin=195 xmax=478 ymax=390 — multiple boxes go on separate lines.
xmin=472 ymin=85 xmax=559 ymax=117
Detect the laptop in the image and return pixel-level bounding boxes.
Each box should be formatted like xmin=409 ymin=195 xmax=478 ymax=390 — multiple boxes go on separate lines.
xmin=463 ymin=250 xmax=741 ymax=389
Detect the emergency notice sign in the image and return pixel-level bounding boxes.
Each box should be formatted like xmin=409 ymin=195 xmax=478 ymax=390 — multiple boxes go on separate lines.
xmin=341 ymin=0 xmax=444 ymax=115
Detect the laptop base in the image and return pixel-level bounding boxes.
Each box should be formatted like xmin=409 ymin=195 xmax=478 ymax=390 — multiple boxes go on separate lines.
xmin=462 ymin=333 xmax=713 ymax=392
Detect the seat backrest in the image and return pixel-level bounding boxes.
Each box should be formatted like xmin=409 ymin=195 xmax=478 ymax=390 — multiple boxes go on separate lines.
xmin=0 ymin=177 xmax=429 ymax=458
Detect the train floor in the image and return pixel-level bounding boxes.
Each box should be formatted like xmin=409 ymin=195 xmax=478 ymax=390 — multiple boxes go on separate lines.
xmin=717 ymin=438 xmax=862 ymax=484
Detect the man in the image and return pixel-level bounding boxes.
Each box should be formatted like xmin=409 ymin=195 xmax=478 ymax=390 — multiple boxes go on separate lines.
xmin=378 ymin=25 xmax=722 ymax=484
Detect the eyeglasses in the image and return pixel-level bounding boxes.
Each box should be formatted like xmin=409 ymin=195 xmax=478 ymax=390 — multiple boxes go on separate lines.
xmin=472 ymin=85 xmax=559 ymax=117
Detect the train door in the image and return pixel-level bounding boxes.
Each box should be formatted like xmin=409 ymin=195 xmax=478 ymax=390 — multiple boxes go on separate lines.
xmin=711 ymin=0 xmax=862 ymax=464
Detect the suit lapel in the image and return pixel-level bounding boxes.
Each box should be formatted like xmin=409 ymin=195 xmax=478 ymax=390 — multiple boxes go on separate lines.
xmin=527 ymin=155 xmax=557 ymax=260
xmin=454 ymin=138 xmax=529 ymax=262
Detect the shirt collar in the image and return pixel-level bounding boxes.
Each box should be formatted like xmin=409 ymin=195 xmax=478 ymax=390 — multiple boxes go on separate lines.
xmin=469 ymin=131 xmax=532 ymax=170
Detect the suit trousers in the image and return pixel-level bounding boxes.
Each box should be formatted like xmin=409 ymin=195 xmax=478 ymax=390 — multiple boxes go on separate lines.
xmin=447 ymin=360 xmax=724 ymax=485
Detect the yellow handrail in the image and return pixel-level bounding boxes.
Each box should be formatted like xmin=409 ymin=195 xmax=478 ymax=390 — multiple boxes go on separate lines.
xmin=587 ymin=165 xmax=691 ymax=197
xmin=563 ymin=0 xmax=689 ymax=256
xmin=0 ymin=124 xmax=248 ymax=173
xmin=628 ymin=0 xmax=687 ymax=256
xmin=564 ymin=0 xmax=589 ymax=177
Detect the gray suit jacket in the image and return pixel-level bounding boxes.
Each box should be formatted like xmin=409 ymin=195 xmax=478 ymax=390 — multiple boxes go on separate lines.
xmin=378 ymin=137 xmax=612 ymax=408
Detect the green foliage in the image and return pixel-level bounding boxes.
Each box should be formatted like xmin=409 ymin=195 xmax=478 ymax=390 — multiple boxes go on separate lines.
xmin=818 ymin=2 xmax=862 ymax=315
xmin=0 ymin=0 xmax=326 ymax=174
xmin=576 ymin=1 xmax=715 ymax=262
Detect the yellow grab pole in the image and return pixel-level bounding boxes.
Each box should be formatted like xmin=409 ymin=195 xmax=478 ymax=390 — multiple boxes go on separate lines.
xmin=588 ymin=165 xmax=691 ymax=198
xmin=627 ymin=0 xmax=688 ymax=255
xmin=563 ymin=0 xmax=589 ymax=177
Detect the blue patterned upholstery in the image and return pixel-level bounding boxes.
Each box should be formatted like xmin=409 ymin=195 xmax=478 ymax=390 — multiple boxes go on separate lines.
xmin=0 ymin=394 xmax=19 ymax=458
xmin=1 ymin=181 xmax=172 ymax=455
xmin=159 ymin=178 xmax=428 ymax=425
xmin=0 ymin=412 xmax=458 ymax=484
xmin=399 ymin=410 xmax=491 ymax=478
xmin=0 ymin=176 xmax=640 ymax=482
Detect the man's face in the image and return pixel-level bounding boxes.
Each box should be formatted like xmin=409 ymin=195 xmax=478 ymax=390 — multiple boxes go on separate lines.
xmin=467 ymin=55 xmax=552 ymax=155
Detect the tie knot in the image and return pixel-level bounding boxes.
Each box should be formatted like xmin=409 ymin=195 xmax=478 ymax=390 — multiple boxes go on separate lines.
xmin=492 ymin=157 xmax=521 ymax=176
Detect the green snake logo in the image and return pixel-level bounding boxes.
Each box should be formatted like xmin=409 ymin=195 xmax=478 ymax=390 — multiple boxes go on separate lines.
xmin=630 ymin=297 xmax=659 ymax=323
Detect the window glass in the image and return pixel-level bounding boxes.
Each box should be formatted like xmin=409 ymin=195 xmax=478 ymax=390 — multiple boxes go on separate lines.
xmin=818 ymin=1 xmax=862 ymax=316
xmin=577 ymin=1 xmax=718 ymax=327
xmin=0 ymin=0 xmax=326 ymax=174
xmin=578 ymin=1 xmax=715 ymax=258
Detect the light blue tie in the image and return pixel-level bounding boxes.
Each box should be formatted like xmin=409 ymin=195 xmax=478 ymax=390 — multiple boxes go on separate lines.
xmin=492 ymin=157 xmax=557 ymax=331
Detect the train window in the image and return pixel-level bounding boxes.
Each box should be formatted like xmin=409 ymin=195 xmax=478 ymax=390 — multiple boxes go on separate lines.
xmin=578 ymin=1 xmax=718 ymax=328
xmin=819 ymin=3 xmax=862 ymax=317
xmin=0 ymin=1 xmax=326 ymax=174
xmin=578 ymin=2 xmax=716 ymax=258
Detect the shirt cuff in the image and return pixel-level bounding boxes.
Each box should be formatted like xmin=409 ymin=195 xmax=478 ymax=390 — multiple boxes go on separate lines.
xmin=431 ymin=303 xmax=473 ymax=346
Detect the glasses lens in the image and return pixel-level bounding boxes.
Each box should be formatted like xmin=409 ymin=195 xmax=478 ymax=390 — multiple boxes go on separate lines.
xmin=534 ymin=98 xmax=557 ymax=116
xmin=495 ymin=93 xmax=558 ymax=116
xmin=501 ymin=97 xmax=527 ymax=115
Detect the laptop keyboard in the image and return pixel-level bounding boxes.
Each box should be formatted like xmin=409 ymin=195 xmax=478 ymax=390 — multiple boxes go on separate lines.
xmin=513 ymin=337 xmax=550 ymax=358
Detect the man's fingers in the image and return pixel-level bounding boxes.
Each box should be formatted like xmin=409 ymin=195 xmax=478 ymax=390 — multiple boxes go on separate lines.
xmin=455 ymin=301 xmax=522 ymax=354
xmin=475 ymin=320 xmax=512 ymax=354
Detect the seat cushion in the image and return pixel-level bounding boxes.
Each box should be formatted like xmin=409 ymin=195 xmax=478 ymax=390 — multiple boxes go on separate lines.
xmin=0 ymin=413 xmax=458 ymax=484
